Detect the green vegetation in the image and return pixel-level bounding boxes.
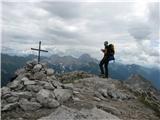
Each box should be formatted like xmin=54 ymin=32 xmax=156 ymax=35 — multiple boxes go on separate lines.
xmin=138 ymin=94 xmax=160 ymax=118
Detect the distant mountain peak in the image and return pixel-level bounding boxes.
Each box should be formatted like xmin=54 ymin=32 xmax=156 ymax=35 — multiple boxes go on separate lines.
xmin=78 ymin=53 xmax=98 ymax=63
xmin=128 ymin=74 xmax=146 ymax=81
xmin=125 ymin=74 xmax=153 ymax=91
xmin=79 ymin=53 xmax=91 ymax=59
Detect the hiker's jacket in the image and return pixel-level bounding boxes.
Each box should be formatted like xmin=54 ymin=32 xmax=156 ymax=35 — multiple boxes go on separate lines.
xmin=101 ymin=46 xmax=115 ymax=59
xmin=101 ymin=46 xmax=108 ymax=58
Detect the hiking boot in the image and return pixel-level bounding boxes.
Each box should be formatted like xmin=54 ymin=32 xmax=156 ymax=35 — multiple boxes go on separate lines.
xmin=99 ymin=74 xmax=105 ymax=78
xmin=103 ymin=76 xmax=108 ymax=78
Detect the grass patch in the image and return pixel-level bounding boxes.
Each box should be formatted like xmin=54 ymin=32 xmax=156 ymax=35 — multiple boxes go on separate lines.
xmin=138 ymin=95 xmax=160 ymax=118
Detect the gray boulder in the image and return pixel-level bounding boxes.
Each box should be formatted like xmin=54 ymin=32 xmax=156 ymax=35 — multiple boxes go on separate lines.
xmin=2 ymin=102 xmax=19 ymax=111
xmin=46 ymin=69 xmax=54 ymax=76
xmin=43 ymin=82 xmax=55 ymax=90
xmin=23 ymin=79 xmax=36 ymax=85
xmin=96 ymin=104 xmax=121 ymax=116
xmin=21 ymin=77 xmax=29 ymax=81
xmin=62 ymin=83 xmax=74 ymax=90
xmin=94 ymin=91 xmax=106 ymax=100
xmin=33 ymin=64 xmax=42 ymax=73
xmin=51 ymin=80 xmax=62 ymax=88
xmin=30 ymin=60 xmax=38 ymax=66
xmin=47 ymin=99 xmax=60 ymax=108
xmin=19 ymin=98 xmax=41 ymax=111
xmin=49 ymin=75 xmax=57 ymax=80
xmin=34 ymin=71 xmax=46 ymax=80
xmin=26 ymin=61 xmax=34 ymax=70
xmin=6 ymin=96 xmax=19 ymax=103
xmin=98 ymin=88 xmax=108 ymax=98
xmin=1 ymin=87 xmax=10 ymax=96
xmin=15 ymin=68 xmax=26 ymax=76
xmin=8 ymin=80 xmax=20 ymax=89
xmin=54 ymin=89 xmax=73 ymax=103
xmin=30 ymin=98 xmax=37 ymax=102
xmin=36 ymin=89 xmax=53 ymax=103
xmin=36 ymin=89 xmax=58 ymax=108
xmin=37 ymin=81 xmax=48 ymax=86
xmin=26 ymin=85 xmax=43 ymax=92
xmin=15 ymin=73 xmax=31 ymax=82
xmin=11 ymin=91 xmax=32 ymax=99
xmin=107 ymin=90 xmax=129 ymax=100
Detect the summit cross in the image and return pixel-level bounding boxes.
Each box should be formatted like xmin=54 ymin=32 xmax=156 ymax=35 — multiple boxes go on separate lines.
xmin=31 ymin=41 xmax=48 ymax=63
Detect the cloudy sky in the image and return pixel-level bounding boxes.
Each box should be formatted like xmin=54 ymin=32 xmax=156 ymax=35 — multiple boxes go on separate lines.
xmin=1 ymin=0 xmax=160 ymax=67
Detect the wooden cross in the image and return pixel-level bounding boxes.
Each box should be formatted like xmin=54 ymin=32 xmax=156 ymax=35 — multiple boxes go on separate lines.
xmin=31 ymin=41 xmax=48 ymax=63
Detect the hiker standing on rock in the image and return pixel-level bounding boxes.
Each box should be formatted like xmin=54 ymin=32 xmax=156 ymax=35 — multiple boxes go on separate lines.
xmin=99 ymin=41 xmax=115 ymax=78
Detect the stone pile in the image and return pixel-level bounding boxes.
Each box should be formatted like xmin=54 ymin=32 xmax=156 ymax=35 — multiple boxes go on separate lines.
xmin=1 ymin=60 xmax=73 ymax=111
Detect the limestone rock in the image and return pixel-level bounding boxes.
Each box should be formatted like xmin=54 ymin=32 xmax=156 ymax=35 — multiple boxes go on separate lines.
xmin=21 ymin=77 xmax=29 ymax=82
xmin=9 ymin=80 xmax=20 ymax=89
xmin=30 ymin=98 xmax=37 ymax=102
xmin=38 ymin=105 xmax=121 ymax=120
xmin=50 ymin=75 xmax=57 ymax=80
xmin=98 ymin=88 xmax=108 ymax=98
xmin=47 ymin=99 xmax=60 ymax=108
xmin=15 ymin=68 xmax=26 ymax=76
xmin=46 ymin=68 xmax=54 ymax=76
xmin=107 ymin=90 xmax=129 ymax=100
xmin=37 ymin=81 xmax=48 ymax=86
xmin=94 ymin=91 xmax=106 ymax=100
xmin=26 ymin=85 xmax=42 ymax=92
xmin=51 ymin=80 xmax=62 ymax=88
xmin=19 ymin=98 xmax=41 ymax=111
xmin=2 ymin=61 xmax=159 ymax=120
xmin=11 ymin=91 xmax=32 ymax=99
xmin=62 ymin=83 xmax=74 ymax=90
xmin=96 ymin=104 xmax=121 ymax=116
xmin=34 ymin=71 xmax=46 ymax=80
xmin=33 ymin=64 xmax=42 ymax=73
xmin=54 ymin=89 xmax=73 ymax=103
xmin=1 ymin=87 xmax=10 ymax=96
xmin=2 ymin=102 xmax=19 ymax=111
xmin=23 ymin=79 xmax=36 ymax=85
xmin=43 ymin=82 xmax=55 ymax=90
xmin=26 ymin=60 xmax=36 ymax=70
xmin=36 ymin=89 xmax=57 ymax=108
xmin=6 ymin=96 xmax=19 ymax=103
xmin=15 ymin=73 xmax=31 ymax=82
xmin=36 ymin=89 xmax=53 ymax=103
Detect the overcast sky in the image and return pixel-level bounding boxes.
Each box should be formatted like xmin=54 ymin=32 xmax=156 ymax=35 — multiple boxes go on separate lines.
xmin=1 ymin=0 xmax=160 ymax=67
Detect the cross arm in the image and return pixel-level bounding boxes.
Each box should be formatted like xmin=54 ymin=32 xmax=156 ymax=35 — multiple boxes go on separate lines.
xmin=31 ymin=48 xmax=48 ymax=52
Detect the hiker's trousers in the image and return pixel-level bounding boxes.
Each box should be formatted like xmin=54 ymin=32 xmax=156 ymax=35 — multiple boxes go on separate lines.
xmin=99 ymin=57 xmax=109 ymax=78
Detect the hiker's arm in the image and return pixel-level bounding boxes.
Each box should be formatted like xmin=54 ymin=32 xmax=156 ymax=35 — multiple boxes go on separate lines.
xmin=101 ymin=49 xmax=105 ymax=53
xmin=104 ymin=49 xmax=108 ymax=55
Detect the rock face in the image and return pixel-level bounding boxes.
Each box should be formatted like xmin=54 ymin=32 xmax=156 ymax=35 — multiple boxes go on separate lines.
xmin=54 ymin=89 xmax=73 ymax=103
xmin=38 ymin=105 xmax=121 ymax=120
xmin=1 ymin=60 xmax=160 ymax=120
xmin=19 ymin=98 xmax=41 ymax=111
xmin=1 ymin=60 xmax=73 ymax=112
xmin=36 ymin=89 xmax=59 ymax=108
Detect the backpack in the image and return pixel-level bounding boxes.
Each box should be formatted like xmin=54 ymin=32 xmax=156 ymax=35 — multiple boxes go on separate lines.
xmin=108 ymin=44 xmax=115 ymax=61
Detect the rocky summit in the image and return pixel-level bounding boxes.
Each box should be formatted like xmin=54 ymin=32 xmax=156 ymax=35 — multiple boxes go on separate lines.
xmin=1 ymin=60 xmax=160 ymax=120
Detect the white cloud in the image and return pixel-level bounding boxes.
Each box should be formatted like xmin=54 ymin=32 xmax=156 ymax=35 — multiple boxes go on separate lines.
xmin=1 ymin=1 xmax=160 ymax=67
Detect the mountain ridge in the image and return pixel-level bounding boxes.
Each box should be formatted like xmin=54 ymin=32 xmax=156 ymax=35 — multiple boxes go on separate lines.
xmin=1 ymin=60 xmax=160 ymax=120
xmin=1 ymin=53 xmax=160 ymax=90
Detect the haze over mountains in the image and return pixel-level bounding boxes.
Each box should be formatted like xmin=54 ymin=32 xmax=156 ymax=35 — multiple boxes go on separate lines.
xmin=1 ymin=53 xmax=160 ymax=90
